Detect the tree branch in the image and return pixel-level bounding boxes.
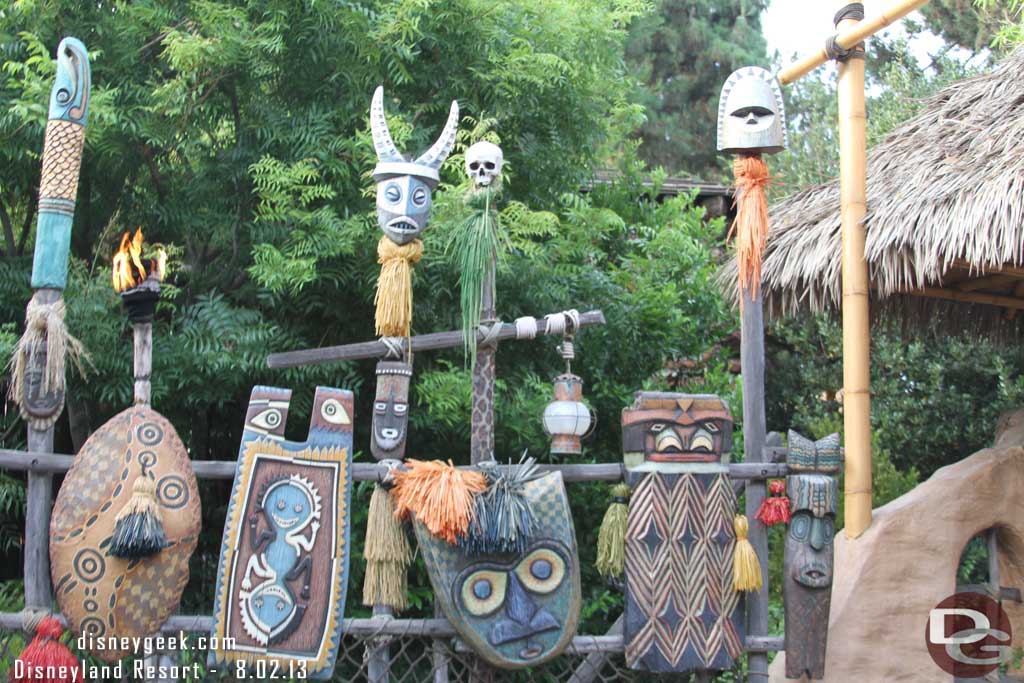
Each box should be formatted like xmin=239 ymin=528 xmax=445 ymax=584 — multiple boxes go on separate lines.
xmin=0 ymin=197 xmax=16 ymax=257
xmin=18 ymin=201 xmax=35 ymax=257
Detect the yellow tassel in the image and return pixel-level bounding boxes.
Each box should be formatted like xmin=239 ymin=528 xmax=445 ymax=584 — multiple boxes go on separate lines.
xmin=732 ymin=514 xmax=763 ymax=592
xmin=363 ymin=484 xmax=413 ymax=610
xmin=374 ymin=237 xmax=424 ymax=337
xmin=391 ymin=459 xmax=487 ymax=544
xmin=596 ymin=483 xmax=630 ymax=578
xmin=728 ymin=155 xmax=770 ymax=297
xmin=109 ymin=476 xmax=167 ymax=559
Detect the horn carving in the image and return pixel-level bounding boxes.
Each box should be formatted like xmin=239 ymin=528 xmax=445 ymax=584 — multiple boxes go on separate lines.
xmin=415 ymin=99 xmax=460 ymax=170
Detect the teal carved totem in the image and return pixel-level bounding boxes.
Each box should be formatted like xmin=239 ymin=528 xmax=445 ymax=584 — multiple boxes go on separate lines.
xmin=209 ymin=386 xmax=354 ymax=678
xmin=415 ymin=471 xmax=581 ymax=669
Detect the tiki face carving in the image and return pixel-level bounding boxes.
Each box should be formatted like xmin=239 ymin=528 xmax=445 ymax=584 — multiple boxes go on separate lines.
xmin=22 ymin=342 xmax=63 ymax=424
xmin=622 ymin=392 xmax=732 ymax=466
xmin=415 ymin=472 xmax=581 ymax=669
xmin=783 ymin=431 xmax=839 ymax=680
xmin=371 ymin=361 xmax=411 ymax=460
xmin=370 ymin=86 xmax=458 ymax=245
xmin=717 ymin=66 xmax=787 ymax=155
xmin=454 ymin=541 xmax=570 ymax=660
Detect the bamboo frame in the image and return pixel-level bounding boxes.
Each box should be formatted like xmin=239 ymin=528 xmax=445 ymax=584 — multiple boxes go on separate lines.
xmin=778 ymin=0 xmax=932 ymax=85
xmin=837 ymin=12 xmax=872 ymax=539
xmin=911 ymin=287 xmax=1024 ymax=311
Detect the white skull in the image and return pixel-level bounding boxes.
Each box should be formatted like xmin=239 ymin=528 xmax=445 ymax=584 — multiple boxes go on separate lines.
xmin=464 ymin=141 xmax=503 ymax=187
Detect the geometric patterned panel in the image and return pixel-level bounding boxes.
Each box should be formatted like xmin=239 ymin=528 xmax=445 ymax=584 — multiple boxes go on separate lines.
xmin=624 ymin=471 xmax=743 ymax=673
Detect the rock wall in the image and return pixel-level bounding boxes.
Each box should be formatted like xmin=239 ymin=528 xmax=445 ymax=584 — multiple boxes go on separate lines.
xmin=769 ymin=410 xmax=1024 ymax=682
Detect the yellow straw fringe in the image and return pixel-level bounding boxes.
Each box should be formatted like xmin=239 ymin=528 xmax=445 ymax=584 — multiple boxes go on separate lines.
xmin=732 ymin=514 xmax=763 ymax=592
xmin=595 ymin=483 xmax=630 ymax=578
xmin=375 ymin=237 xmax=423 ymax=337
xmin=363 ymin=484 xmax=412 ymax=610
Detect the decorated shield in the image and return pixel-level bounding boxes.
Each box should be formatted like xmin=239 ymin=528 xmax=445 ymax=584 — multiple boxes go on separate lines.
xmin=209 ymin=385 xmax=354 ymax=679
xmin=415 ymin=470 xmax=581 ymax=669
xmin=50 ymin=406 xmax=201 ymax=661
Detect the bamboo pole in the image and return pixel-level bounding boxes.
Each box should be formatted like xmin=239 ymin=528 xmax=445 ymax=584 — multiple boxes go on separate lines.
xmin=837 ymin=10 xmax=872 ymax=539
xmin=778 ymin=0 xmax=932 ymax=85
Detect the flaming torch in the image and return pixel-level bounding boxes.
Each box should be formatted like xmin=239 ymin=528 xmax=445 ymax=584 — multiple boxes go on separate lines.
xmin=112 ymin=228 xmax=166 ymax=406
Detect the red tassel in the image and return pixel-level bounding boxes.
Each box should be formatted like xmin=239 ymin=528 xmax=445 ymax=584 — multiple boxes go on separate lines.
xmin=12 ymin=617 xmax=82 ymax=683
xmin=756 ymin=479 xmax=791 ymax=527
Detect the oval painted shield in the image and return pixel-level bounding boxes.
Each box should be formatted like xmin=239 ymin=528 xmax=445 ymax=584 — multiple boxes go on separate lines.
xmin=415 ymin=470 xmax=581 ymax=669
xmin=50 ymin=407 xmax=200 ymax=661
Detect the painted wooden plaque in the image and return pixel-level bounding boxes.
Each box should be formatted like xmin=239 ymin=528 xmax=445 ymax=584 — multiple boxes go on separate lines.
xmin=621 ymin=392 xmax=744 ymax=673
xmin=415 ymin=471 xmax=581 ymax=669
xmin=50 ymin=407 xmax=200 ymax=661
xmin=209 ymin=385 xmax=353 ymax=679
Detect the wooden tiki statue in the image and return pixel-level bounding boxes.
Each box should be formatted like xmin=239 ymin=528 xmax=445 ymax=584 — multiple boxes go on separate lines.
xmin=50 ymin=407 xmax=200 ymax=660
xmin=621 ymin=392 xmax=743 ymax=673
xmin=415 ymin=471 xmax=582 ymax=669
xmin=783 ymin=431 xmax=839 ymax=680
xmin=370 ymin=360 xmax=411 ymax=460
xmin=209 ymin=386 xmax=354 ymax=679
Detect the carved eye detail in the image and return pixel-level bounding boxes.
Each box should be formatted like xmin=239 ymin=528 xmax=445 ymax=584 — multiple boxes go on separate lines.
xmin=704 ymin=422 xmax=720 ymax=433
xmin=461 ymin=570 xmax=507 ymax=616
xmin=276 ymin=500 xmax=286 ymax=511
xmin=251 ymin=408 xmax=282 ymax=431
xmin=412 ymin=187 xmax=428 ymax=206
xmin=790 ymin=513 xmax=810 ymax=541
xmin=293 ymin=504 xmax=303 ymax=513
xmin=385 ymin=184 xmax=401 ymax=203
xmin=374 ymin=402 xmax=387 ymax=414
xmin=393 ymin=403 xmax=408 ymax=415
xmin=650 ymin=423 xmax=666 ymax=433
xmin=320 ymin=397 xmax=350 ymax=425
xmin=515 ymin=548 xmax=566 ymax=595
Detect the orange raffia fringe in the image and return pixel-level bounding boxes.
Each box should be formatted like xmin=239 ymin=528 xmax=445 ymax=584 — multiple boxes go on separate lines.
xmin=391 ymin=459 xmax=487 ymax=545
xmin=375 ymin=237 xmax=424 ymax=338
xmin=755 ymin=479 xmax=791 ymax=527
xmin=729 ymin=155 xmax=771 ymax=298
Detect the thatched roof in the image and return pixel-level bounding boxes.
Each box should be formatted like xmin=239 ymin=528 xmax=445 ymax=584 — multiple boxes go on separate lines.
xmin=732 ymin=47 xmax=1024 ymax=336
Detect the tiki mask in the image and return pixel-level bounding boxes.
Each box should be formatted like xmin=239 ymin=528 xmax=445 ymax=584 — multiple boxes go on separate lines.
xmin=371 ymin=361 xmax=412 ymax=460
xmin=415 ymin=471 xmax=581 ymax=669
xmin=783 ymin=431 xmax=839 ymax=680
xmin=717 ymin=66 xmax=787 ymax=156
xmin=21 ymin=341 xmax=64 ymax=429
xmin=50 ymin=407 xmax=200 ymax=661
xmin=621 ymin=391 xmax=732 ymax=466
xmin=209 ymin=385 xmax=354 ymax=679
xmin=622 ymin=392 xmax=743 ymax=673
xmin=371 ymin=86 xmax=458 ymax=245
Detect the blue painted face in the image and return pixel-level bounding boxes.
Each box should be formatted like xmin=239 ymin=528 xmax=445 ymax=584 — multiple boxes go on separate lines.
xmin=50 ymin=38 xmax=90 ymax=124
xmin=263 ymin=483 xmax=315 ymax=533
xmin=376 ymin=175 xmax=433 ymax=245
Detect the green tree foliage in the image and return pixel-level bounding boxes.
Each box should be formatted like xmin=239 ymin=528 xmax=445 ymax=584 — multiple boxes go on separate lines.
xmin=625 ymin=0 xmax=768 ymax=177
xmin=975 ymin=0 xmax=1024 ymax=49
xmin=0 ymin=0 xmax=740 ymax=627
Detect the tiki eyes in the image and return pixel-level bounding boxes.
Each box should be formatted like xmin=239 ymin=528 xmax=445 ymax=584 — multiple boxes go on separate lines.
xmin=383 ymin=184 xmax=428 ymax=206
xmin=411 ymin=187 xmax=427 ymax=206
xmin=320 ymin=397 xmax=350 ymax=425
xmin=251 ymin=408 xmax=282 ymax=430
xmin=460 ymin=548 xmax=567 ymax=617
xmin=385 ymin=184 xmax=401 ymax=203
xmin=375 ymin=401 xmax=407 ymax=414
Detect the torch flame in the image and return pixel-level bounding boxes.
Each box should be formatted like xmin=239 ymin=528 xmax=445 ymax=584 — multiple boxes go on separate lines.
xmin=112 ymin=228 xmax=166 ymax=293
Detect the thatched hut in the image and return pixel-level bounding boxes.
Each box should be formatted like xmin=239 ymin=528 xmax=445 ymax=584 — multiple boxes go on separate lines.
xmin=734 ymin=46 xmax=1024 ymax=335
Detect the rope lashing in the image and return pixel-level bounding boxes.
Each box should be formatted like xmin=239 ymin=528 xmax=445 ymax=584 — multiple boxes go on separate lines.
xmin=543 ymin=309 xmax=580 ymax=336
xmin=379 ymin=336 xmax=405 ymax=360
xmin=477 ymin=321 xmax=503 ymax=348
xmin=826 ymin=2 xmax=866 ymax=62
xmin=21 ymin=609 xmax=46 ymax=635
xmin=514 ymin=316 xmax=538 ymax=340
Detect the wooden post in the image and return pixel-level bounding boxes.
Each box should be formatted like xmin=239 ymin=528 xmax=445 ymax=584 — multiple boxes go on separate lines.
xmin=741 ymin=288 xmax=769 ymax=683
xmin=133 ymin=322 xmax=153 ymax=406
xmin=23 ymin=288 xmax=60 ymax=611
xmin=367 ymin=605 xmax=393 ymax=683
xmin=837 ymin=7 xmax=872 ymax=539
xmin=470 ymin=262 xmax=496 ymax=465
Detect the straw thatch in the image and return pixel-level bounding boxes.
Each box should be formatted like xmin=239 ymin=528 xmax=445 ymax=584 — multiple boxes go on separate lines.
xmin=725 ymin=47 xmax=1024 ymax=336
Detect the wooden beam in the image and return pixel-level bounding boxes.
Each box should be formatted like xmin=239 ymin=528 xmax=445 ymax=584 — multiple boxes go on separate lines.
xmin=951 ymin=260 xmax=1024 ymax=279
xmin=957 ymin=274 xmax=1016 ymax=292
xmin=0 ymin=449 xmax=789 ymax=481
xmin=266 ymin=309 xmax=607 ymax=369
xmin=778 ymin=0 xmax=932 ymax=85
xmin=911 ymin=287 xmax=1024 ymax=311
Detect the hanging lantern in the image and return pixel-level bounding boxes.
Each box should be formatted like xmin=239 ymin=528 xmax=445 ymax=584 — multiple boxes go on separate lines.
xmin=543 ymin=373 xmax=592 ymax=455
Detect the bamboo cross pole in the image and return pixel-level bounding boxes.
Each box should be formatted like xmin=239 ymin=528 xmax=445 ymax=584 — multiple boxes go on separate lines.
xmin=778 ymin=0 xmax=933 ymax=85
xmin=265 ymin=309 xmax=606 ymax=368
xmin=773 ymin=0 xmax=933 ymax=538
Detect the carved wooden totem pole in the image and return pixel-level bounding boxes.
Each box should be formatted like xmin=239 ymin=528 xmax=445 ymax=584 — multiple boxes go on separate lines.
xmin=783 ymin=431 xmax=839 ymax=680
xmin=210 ymin=386 xmax=354 ymax=678
xmin=621 ymin=392 xmax=745 ymax=673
